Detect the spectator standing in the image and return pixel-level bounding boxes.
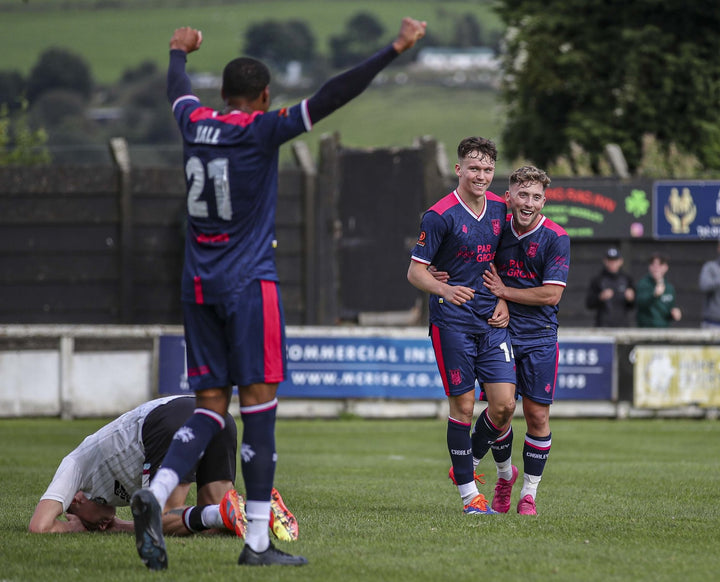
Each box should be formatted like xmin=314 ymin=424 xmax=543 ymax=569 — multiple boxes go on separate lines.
xmin=699 ymin=239 xmax=720 ymax=329
xmin=585 ymin=247 xmax=635 ymax=327
xmin=636 ymin=253 xmax=681 ymax=328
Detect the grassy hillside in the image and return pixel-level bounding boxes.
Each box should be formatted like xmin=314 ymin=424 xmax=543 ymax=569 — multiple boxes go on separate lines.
xmin=3 ymin=0 xmax=507 ymax=169
xmin=1 ymin=0 xmax=501 ymax=84
xmin=280 ymin=84 xmax=505 ymax=170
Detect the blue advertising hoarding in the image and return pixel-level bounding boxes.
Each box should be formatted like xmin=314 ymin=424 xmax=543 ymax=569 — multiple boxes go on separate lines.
xmin=158 ymin=331 xmax=615 ymax=401
xmin=654 ymin=180 xmax=720 ymax=239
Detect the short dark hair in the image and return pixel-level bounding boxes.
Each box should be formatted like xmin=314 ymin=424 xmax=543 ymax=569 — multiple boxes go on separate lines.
xmin=222 ymin=57 xmax=270 ymax=100
xmin=509 ymin=165 xmax=551 ymax=190
xmin=649 ymin=252 xmax=669 ymax=265
xmin=457 ymin=137 xmax=497 ymax=163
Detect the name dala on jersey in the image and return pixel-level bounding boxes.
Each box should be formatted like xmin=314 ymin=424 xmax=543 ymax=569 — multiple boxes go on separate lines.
xmin=194 ymin=124 xmax=220 ymax=145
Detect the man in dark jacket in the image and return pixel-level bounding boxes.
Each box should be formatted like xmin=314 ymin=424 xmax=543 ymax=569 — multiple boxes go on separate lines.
xmin=585 ymin=247 xmax=635 ymax=327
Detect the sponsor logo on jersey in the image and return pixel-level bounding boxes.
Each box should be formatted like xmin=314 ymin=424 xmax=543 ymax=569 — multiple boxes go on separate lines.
xmin=416 ymin=231 xmax=426 ymax=247
xmin=114 ymin=480 xmax=131 ymax=503
xmin=506 ymin=259 xmax=538 ymax=280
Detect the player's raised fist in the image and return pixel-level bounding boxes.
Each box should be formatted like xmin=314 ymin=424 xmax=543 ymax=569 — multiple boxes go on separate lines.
xmin=392 ymin=18 xmax=427 ymax=54
xmin=170 ymin=27 xmax=203 ymax=53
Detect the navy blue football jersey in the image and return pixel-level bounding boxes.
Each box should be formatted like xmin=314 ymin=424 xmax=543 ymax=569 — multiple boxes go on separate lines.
xmin=411 ymin=190 xmax=507 ymax=333
xmin=171 ymin=94 xmax=311 ymax=303
xmin=495 ymin=215 xmax=570 ymax=338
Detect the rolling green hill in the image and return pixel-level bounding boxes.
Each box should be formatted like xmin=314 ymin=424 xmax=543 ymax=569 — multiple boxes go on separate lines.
xmin=3 ymin=0 xmax=508 ymax=169
xmin=1 ymin=0 xmax=501 ymax=84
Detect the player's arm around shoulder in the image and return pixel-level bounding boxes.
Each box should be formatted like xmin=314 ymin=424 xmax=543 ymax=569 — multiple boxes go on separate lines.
xmin=407 ymin=260 xmax=474 ymax=306
xmin=483 ymin=263 xmax=564 ymax=306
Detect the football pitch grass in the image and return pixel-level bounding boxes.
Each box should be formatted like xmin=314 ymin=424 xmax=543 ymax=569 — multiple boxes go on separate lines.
xmin=2 ymin=415 xmax=719 ymax=581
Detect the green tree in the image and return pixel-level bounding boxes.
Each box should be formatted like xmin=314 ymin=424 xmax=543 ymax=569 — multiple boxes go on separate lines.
xmin=0 ymin=71 xmax=25 ymax=112
xmin=0 ymin=101 xmax=50 ymax=166
xmin=26 ymin=47 xmax=93 ymax=104
xmin=329 ymin=12 xmax=385 ymax=68
xmin=244 ymin=19 xmax=316 ymax=67
xmin=497 ymin=0 xmax=720 ymax=174
xmin=454 ymin=13 xmax=483 ymax=47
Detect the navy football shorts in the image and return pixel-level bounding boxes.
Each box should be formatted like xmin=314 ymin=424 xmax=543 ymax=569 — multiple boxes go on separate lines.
xmin=182 ymin=279 xmax=287 ymax=390
xmin=430 ymin=324 xmax=516 ymax=397
xmin=513 ymin=339 xmax=559 ymax=405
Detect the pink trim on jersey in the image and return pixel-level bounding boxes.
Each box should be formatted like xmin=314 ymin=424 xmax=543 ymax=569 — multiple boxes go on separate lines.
xmin=512 ymin=214 xmax=568 ymax=238
xmin=511 ymin=215 xmax=546 ymax=238
xmin=430 ymin=324 xmax=451 ymax=395
xmin=429 ymin=192 xmax=460 ymax=215
xmin=261 ymin=280 xmax=284 ymax=383
xmin=543 ymin=217 xmax=568 ymax=237
xmin=189 ymin=106 xmax=264 ymax=127
xmin=434 ymin=190 xmax=501 ymax=221
xmin=543 ymin=279 xmax=567 ymax=287
xmin=193 ymin=276 xmax=204 ymax=304
xmin=195 ymin=232 xmax=229 ymax=244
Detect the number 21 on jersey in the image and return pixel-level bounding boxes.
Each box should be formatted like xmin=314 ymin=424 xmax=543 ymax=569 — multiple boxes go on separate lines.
xmin=186 ymin=156 xmax=232 ymax=221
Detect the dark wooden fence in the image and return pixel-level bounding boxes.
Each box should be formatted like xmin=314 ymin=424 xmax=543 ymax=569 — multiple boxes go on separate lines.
xmin=0 ymin=136 xmax=716 ymax=327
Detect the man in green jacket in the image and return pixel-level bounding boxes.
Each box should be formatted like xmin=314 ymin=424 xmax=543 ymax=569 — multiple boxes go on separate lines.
xmin=636 ymin=253 xmax=682 ymax=327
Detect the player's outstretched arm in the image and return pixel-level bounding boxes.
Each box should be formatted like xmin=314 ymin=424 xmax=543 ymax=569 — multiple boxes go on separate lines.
xmin=167 ymin=28 xmax=201 ymax=103
xmin=306 ymin=17 xmax=427 ymax=124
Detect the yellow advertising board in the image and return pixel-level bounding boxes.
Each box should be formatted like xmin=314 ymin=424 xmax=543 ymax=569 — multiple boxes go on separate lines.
xmin=633 ymin=346 xmax=720 ymax=407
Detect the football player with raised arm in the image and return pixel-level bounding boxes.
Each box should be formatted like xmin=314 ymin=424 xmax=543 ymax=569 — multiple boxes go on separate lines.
xmin=130 ymin=18 xmax=427 ymax=570
xmin=407 ymin=136 xmax=516 ymax=516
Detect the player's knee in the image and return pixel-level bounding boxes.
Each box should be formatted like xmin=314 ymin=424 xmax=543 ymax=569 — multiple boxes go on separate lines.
xmin=496 ymin=398 xmax=516 ymax=425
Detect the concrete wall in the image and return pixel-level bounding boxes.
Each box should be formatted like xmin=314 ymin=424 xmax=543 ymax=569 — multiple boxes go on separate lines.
xmin=3 ymin=324 xmax=720 ymax=420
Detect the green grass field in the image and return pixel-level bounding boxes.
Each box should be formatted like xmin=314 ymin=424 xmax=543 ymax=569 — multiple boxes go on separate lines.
xmin=0 ymin=0 xmax=501 ymax=84
xmin=2 ymin=415 xmax=719 ymax=581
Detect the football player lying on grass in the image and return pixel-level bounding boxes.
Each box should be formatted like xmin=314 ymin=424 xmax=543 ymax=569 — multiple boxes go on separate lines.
xmin=28 ymin=395 xmax=298 ymax=541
